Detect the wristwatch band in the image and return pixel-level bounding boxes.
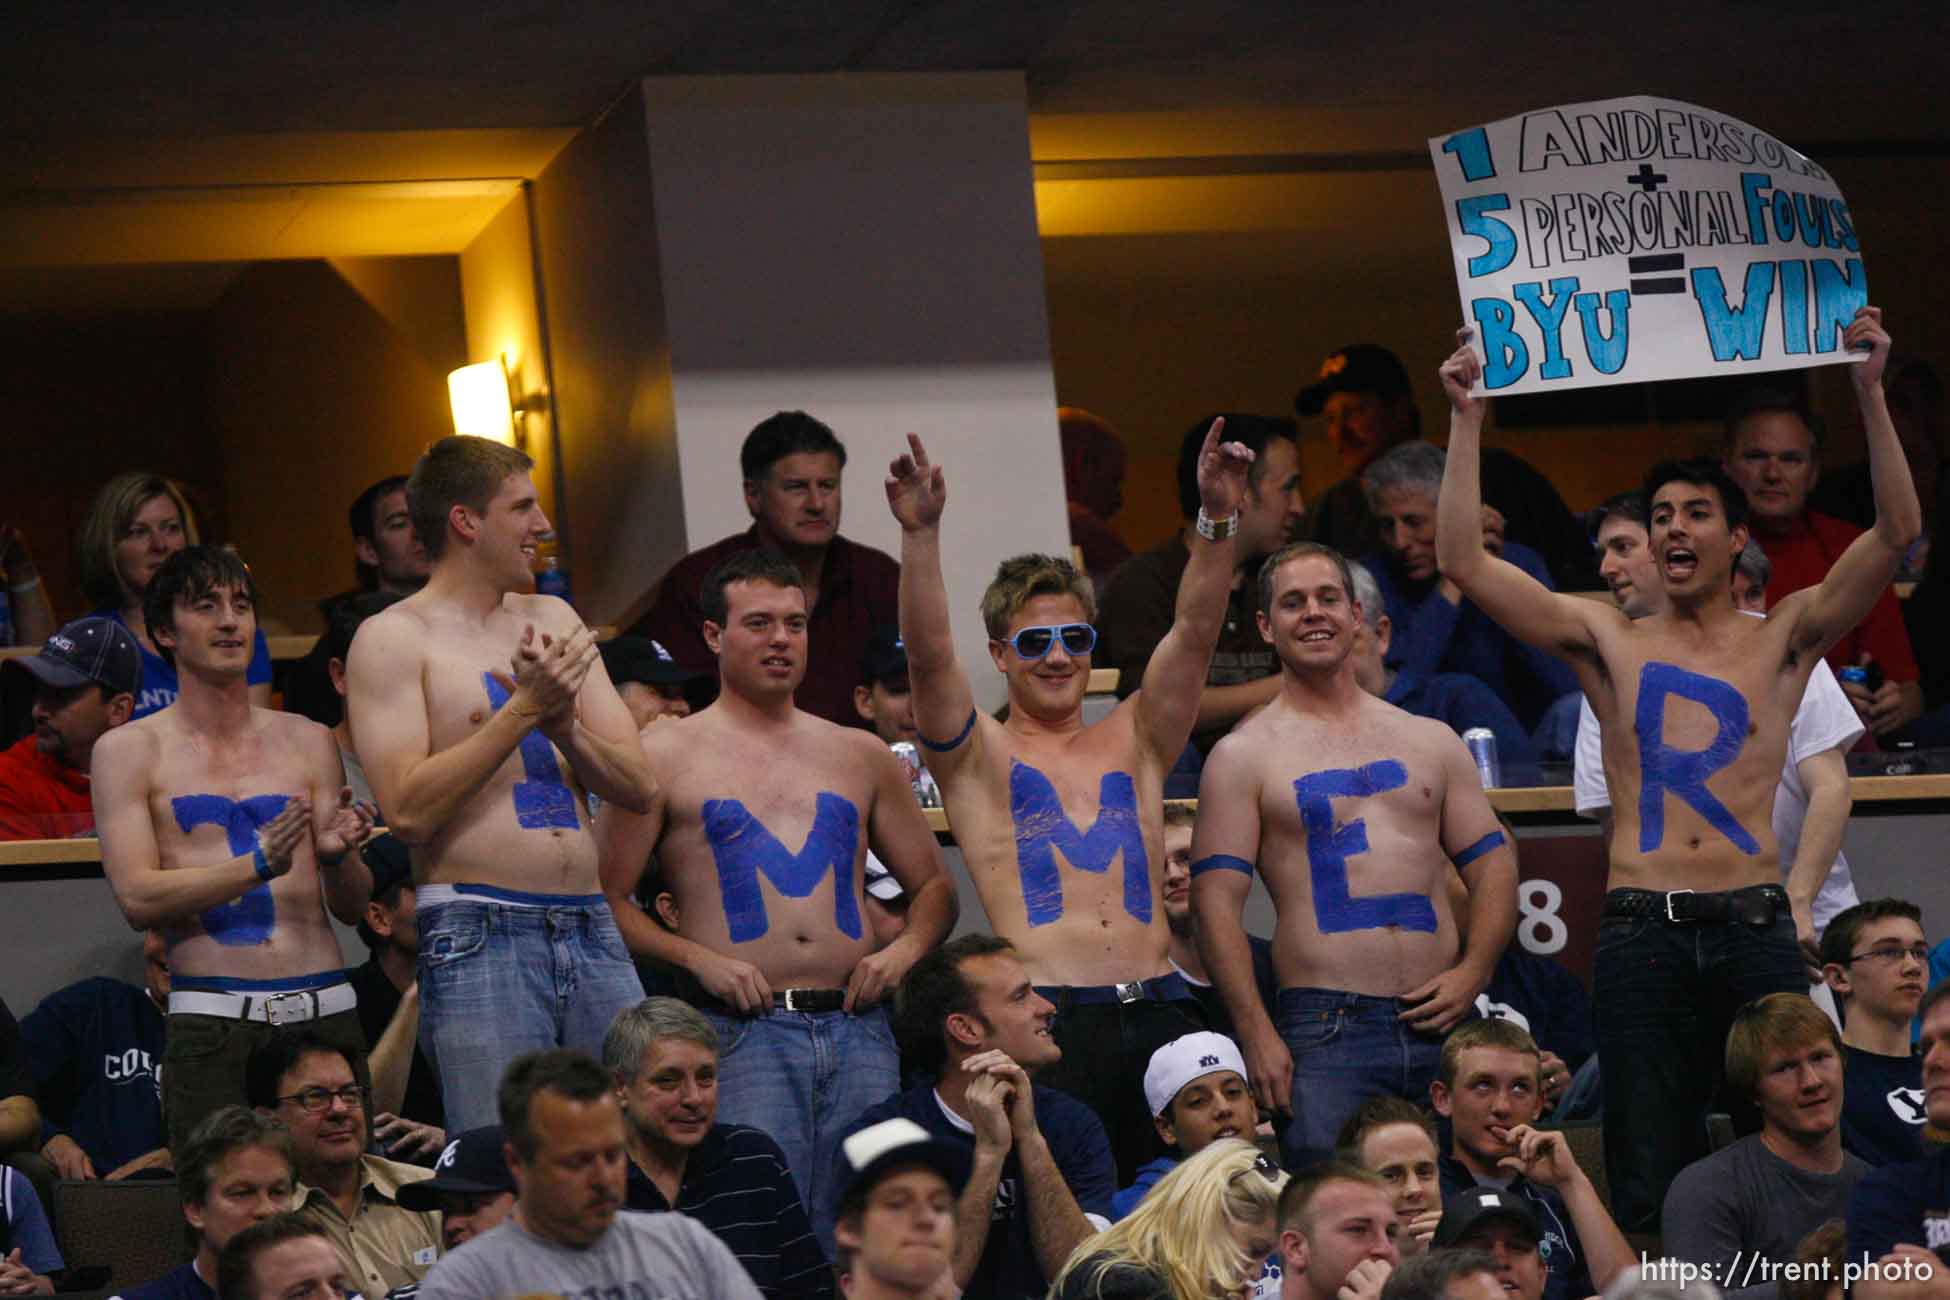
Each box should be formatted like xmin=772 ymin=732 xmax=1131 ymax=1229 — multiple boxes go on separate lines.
xmin=1195 ymin=508 xmax=1238 ymax=542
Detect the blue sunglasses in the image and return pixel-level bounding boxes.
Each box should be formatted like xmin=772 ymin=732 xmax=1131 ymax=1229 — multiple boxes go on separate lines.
xmin=1000 ymin=622 xmax=1097 ymax=660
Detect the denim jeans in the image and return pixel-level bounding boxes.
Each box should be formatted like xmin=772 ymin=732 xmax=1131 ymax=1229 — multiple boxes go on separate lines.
xmin=704 ymin=1005 xmax=899 ymax=1246
xmin=417 ymin=886 xmax=646 ymax=1131
xmin=1592 ymin=899 xmax=1804 ymax=1233
xmin=1277 ymin=987 xmax=1449 ymax=1166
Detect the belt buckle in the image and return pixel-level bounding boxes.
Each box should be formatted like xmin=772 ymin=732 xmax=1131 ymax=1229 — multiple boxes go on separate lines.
xmin=263 ymin=992 xmax=314 ymax=1027
xmin=780 ymin=989 xmax=808 ymax=1013
xmin=1115 ymin=981 xmax=1143 ymax=1004
xmin=1664 ymin=889 xmax=1694 ymax=923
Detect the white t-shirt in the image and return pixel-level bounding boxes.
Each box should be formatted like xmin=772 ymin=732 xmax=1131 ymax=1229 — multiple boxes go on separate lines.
xmin=1572 ymin=650 xmax=1863 ymax=930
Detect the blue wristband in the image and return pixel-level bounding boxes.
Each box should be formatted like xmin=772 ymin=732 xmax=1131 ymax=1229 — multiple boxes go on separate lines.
xmin=252 ymin=842 xmax=273 ymax=883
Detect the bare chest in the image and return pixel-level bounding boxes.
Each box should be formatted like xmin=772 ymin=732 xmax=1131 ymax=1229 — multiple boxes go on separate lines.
xmin=149 ymin=737 xmax=314 ymax=863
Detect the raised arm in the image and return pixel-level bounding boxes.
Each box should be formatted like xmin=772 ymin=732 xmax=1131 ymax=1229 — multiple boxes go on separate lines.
xmin=1134 ymin=419 xmax=1253 ymax=761
xmin=1436 ymin=341 xmax=1603 ymax=662
xmin=887 ymin=434 xmax=983 ymax=779
xmin=845 ymin=741 xmax=958 ymax=1011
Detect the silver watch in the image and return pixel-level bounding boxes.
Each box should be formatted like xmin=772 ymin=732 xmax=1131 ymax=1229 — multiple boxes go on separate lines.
xmin=1196 ymin=507 xmax=1238 ymax=541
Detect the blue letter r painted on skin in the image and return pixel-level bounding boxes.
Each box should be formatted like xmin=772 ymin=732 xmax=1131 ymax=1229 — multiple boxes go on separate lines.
xmin=482 ymin=673 xmax=581 ymax=831
xmin=702 ymin=793 xmax=862 ymax=943
xmin=1010 ymin=761 xmax=1149 ymax=928
xmin=1295 ymin=761 xmax=1437 ymax=934
xmin=172 ymin=793 xmax=289 ymax=946
xmin=1635 ymin=661 xmax=1758 ymax=855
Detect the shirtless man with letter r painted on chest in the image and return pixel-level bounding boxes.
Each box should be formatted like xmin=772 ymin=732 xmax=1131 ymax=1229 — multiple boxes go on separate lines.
xmin=886 ymin=421 xmax=1253 ymax=1183
xmin=1190 ymin=540 xmax=1518 ymax=1168
xmin=1433 ymin=306 xmax=1918 ymax=1233
xmin=595 ymin=547 xmax=957 ymax=1220
xmin=93 ymin=546 xmax=379 ymax=1152
xmin=346 ymin=435 xmax=656 ymax=1133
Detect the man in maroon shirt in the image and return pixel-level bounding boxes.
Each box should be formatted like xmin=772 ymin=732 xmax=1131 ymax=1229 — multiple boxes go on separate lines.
xmin=0 ymin=615 xmax=140 ymax=839
xmin=628 ymin=411 xmax=898 ymax=730
xmin=1724 ymin=387 xmax=1924 ymax=740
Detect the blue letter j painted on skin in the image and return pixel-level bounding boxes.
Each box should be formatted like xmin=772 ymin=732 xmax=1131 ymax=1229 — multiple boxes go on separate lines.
xmin=1010 ymin=761 xmax=1149 ymax=928
xmin=482 ymin=672 xmax=581 ymax=831
xmin=1295 ymin=761 xmax=1438 ymax=934
xmin=702 ymin=793 xmax=863 ymax=943
xmin=172 ymin=793 xmax=289 ymax=945
xmin=1635 ymin=661 xmax=1758 ymax=854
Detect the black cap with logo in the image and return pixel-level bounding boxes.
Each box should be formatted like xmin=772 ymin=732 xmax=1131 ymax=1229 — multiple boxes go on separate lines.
xmin=1294 ymin=344 xmax=1414 ymax=416
xmin=6 ymin=616 xmax=141 ymax=698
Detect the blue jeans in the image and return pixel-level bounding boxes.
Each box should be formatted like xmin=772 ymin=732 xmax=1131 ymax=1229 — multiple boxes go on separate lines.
xmin=704 ymin=1006 xmax=898 ymax=1245
xmin=1277 ymin=987 xmax=1448 ymax=1166
xmin=417 ymin=886 xmax=646 ymax=1131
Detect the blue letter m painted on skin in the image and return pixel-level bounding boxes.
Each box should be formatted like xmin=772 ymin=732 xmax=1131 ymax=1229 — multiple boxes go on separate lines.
xmin=1010 ymin=761 xmax=1149 ymax=928
xmin=702 ymin=793 xmax=862 ymax=943
xmin=1635 ymin=661 xmax=1759 ymax=855
xmin=171 ymin=793 xmax=288 ymax=946
xmin=1295 ymin=761 xmax=1437 ymax=934
xmin=481 ymin=673 xmax=580 ymax=831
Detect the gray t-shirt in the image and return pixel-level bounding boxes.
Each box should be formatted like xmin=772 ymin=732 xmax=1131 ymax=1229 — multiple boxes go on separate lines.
xmin=1661 ymin=1134 xmax=1867 ymax=1300
xmin=416 ymin=1211 xmax=763 ymax=1300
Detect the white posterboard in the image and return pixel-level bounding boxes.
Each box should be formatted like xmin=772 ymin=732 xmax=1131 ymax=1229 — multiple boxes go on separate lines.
xmin=1428 ymin=96 xmax=1865 ymax=396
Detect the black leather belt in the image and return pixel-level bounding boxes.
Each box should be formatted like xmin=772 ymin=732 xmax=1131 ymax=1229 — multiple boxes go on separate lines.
xmin=1603 ymin=885 xmax=1788 ymax=925
xmin=772 ymin=988 xmax=848 ymax=1013
xmin=1034 ymin=972 xmax=1192 ymax=1009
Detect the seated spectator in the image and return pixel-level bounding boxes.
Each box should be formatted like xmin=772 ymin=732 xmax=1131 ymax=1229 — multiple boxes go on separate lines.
xmin=345 ymin=835 xmax=446 ymax=1146
xmin=1054 ymin=1139 xmax=1288 ymax=1300
xmin=1846 ymin=980 xmax=1950 ymax=1300
xmin=116 ymin=1106 xmax=294 ymax=1300
xmin=0 ymin=614 xmax=140 ymax=839
xmin=1430 ymin=1020 xmax=1631 ymax=1300
xmin=1337 ymin=1098 xmax=1444 ymax=1256
xmin=1723 ymin=386 xmax=1923 ymax=739
xmin=0 ymin=1163 xmax=59 ymax=1297
xmin=1662 ymin=994 xmax=1867 ymax=1300
xmin=215 ymin=1216 xmax=349 ymax=1300
xmin=22 ymin=929 xmax=167 ymax=1181
xmin=599 ymin=636 xmax=713 ymax=729
xmin=1345 ymin=560 xmax=1537 ymax=765
xmin=830 ymin=1118 xmax=966 ymax=1300
xmin=1733 ymin=539 xmax=1773 ymax=614
xmin=75 ymin=472 xmax=271 ymax=718
xmin=393 ymin=1125 xmax=516 ymax=1252
xmin=245 ymin=1033 xmax=438 ymax=1298
xmin=0 ymin=524 xmax=55 ymax=648
xmin=316 ymin=592 xmax=405 ymax=807
xmin=603 ymin=998 xmax=830 ymax=1300
xmin=1098 ymin=414 xmax=1305 ymax=759
xmin=416 ymin=1049 xmax=763 ymax=1300
xmin=1112 ymin=1031 xmax=1254 ymax=1220
xmin=843 ymin=935 xmax=1115 ymax=1300
xmin=1820 ymin=901 xmax=1929 ymax=1166
xmin=628 ymin=410 xmax=897 ymax=729
xmin=1430 ymin=1187 xmax=1547 ymax=1300
xmin=1358 ymin=440 xmax=1577 ymax=733
xmin=1294 ymin=342 xmax=1594 ymax=590
xmin=1058 ymin=406 xmax=1135 ymax=588
xmin=1379 ymin=1249 xmax=1503 ymax=1300
xmin=1276 ymin=1162 xmax=1400 ymax=1300
xmin=1158 ymin=803 xmax=1275 ymax=1039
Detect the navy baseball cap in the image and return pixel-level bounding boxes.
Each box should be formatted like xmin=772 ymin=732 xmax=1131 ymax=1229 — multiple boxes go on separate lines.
xmin=396 ymin=1126 xmax=514 ymax=1210
xmin=832 ymin=1118 xmax=969 ymax=1220
xmin=1432 ymin=1185 xmax=1544 ymax=1250
xmin=860 ymin=625 xmax=908 ymax=685
xmin=601 ymin=636 xmax=711 ymax=689
xmin=1295 ymin=344 xmax=1413 ymax=416
xmin=6 ymin=616 xmax=141 ymax=698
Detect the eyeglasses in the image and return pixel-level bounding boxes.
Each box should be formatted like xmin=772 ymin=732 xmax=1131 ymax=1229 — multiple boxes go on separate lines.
xmin=1846 ymin=944 xmax=1932 ymax=967
xmin=277 ymin=1084 xmax=370 ymax=1114
xmin=998 ymin=623 xmax=1096 ymax=660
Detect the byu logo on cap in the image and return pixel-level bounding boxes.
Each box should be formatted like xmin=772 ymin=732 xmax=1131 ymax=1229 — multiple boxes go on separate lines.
xmin=1199 ymin=1054 xmax=1220 ymax=1068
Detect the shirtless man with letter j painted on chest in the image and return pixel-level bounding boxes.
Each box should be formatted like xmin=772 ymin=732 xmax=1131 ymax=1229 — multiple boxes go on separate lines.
xmin=1433 ymin=306 xmax=1918 ymax=1233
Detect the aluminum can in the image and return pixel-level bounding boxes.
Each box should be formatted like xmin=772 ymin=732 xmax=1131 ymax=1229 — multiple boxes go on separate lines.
xmin=890 ymin=741 xmax=942 ymax=808
xmin=1462 ymin=727 xmax=1501 ymax=790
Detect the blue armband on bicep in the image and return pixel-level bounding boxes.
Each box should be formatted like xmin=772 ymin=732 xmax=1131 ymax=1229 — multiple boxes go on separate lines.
xmin=918 ymin=708 xmax=978 ymax=754
xmin=1451 ymin=830 xmax=1506 ymax=869
xmin=1190 ymin=854 xmax=1254 ymax=878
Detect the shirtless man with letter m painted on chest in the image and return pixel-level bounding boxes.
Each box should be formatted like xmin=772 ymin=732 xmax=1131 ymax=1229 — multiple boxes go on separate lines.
xmin=886 ymin=421 xmax=1253 ymax=1183
xmin=1433 ymin=306 xmax=1918 ymax=1233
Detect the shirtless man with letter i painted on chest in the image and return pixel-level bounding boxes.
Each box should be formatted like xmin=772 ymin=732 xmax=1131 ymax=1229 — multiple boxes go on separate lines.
xmin=1433 ymin=306 xmax=1918 ymax=1233
xmin=345 ymin=435 xmax=656 ymax=1133
xmin=595 ymin=547 xmax=957 ymax=1223
xmin=1189 ymin=540 xmax=1517 ymax=1168
xmin=886 ymin=421 xmax=1253 ymax=1184
xmin=93 ymin=546 xmax=379 ymax=1152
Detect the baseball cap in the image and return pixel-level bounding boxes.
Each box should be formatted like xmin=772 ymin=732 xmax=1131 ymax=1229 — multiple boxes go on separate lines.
xmin=1294 ymin=344 xmax=1413 ymax=416
xmin=396 ymin=1126 xmax=515 ymax=1211
xmin=832 ymin=1118 xmax=969 ymax=1220
xmin=860 ymin=625 xmax=908 ymax=686
xmin=1431 ymin=1185 xmax=1544 ymax=1250
xmin=1143 ymin=1031 xmax=1248 ymax=1117
xmin=6 ymin=616 xmax=141 ymax=698
xmin=600 ymin=637 xmax=712 ymax=689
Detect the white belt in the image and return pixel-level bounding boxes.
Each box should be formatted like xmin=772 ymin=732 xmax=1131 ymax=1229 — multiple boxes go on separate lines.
xmin=169 ymin=983 xmax=358 ymax=1026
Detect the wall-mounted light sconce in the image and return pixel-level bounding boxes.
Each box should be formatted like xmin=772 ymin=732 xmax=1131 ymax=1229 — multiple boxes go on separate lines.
xmin=448 ymin=355 xmax=544 ymax=447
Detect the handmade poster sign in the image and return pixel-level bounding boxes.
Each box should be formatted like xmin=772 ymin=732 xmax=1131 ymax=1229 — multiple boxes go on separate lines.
xmin=1428 ymin=96 xmax=1866 ymax=395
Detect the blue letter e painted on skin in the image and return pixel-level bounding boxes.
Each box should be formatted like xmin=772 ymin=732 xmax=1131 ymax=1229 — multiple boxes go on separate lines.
xmin=1295 ymin=761 xmax=1437 ymax=934
xmin=702 ymin=793 xmax=862 ymax=943
xmin=1635 ymin=661 xmax=1759 ymax=855
xmin=482 ymin=673 xmax=580 ymax=831
xmin=1010 ymin=761 xmax=1149 ymax=928
xmin=171 ymin=793 xmax=289 ymax=946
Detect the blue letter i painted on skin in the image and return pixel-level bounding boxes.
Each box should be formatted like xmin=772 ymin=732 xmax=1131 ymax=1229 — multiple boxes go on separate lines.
xmin=172 ymin=793 xmax=289 ymax=945
xmin=482 ymin=672 xmax=581 ymax=831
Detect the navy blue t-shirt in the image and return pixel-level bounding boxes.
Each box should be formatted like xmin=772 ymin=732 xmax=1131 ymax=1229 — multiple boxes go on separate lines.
xmin=1847 ymin=1144 xmax=1950 ymax=1267
xmin=1841 ymin=1045 xmax=1927 ymax=1169
xmin=1476 ymin=948 xmax=1595 ymax=1074
xmin=20 ymin=977 xmax=165 ymax=1170
xmin=842 ymin=1084 xmax=1115 ymax=1300
xmin=113 ymin=1260 xmax=214 ymax=1300
xmin=1440 ymin=1154 xmax=1594 ymax=1300
xmin=1388 ymin=670 xmax=1539 ymax=767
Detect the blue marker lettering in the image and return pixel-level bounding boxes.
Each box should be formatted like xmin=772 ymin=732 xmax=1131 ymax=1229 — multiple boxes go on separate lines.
xmin=1471 ymin=297 xmax=1530 ymax=390
xmin=172 ymin=793 xmax=289 ymax=946
xmin=1573 ymin=289 xmax=1630 ymax=374
xmin=1779 ymin=259 xmax=1810 ymax=355
xmin=1190 ymin=854 xmax=1253 ymax=878
xmin=1513 ymin=278 xmax=1579 ymax=381
xmin=1295 ymin=762 xmax=1438 ymax=934
xmin=1009 ymin=761 xmax=1149 ymax=928
xmin=1690 ymin=263 xmax=1776 ymax=362
xmin=1811 ymin=258 xmax=1867 ymax=353
xmin=481 ymin=673 xmax=580 ymax=831
xmin=1634 ymin=662 xmax=1758 ymax=855
xmin=702 ymin=793 xmax=862 ymax=943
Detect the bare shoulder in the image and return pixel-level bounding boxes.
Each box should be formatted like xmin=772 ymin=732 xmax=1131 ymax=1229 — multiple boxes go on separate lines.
xmin=263 ymin=707 xmax=335 ymax=752
xmin=635 ymin=713 xmax=699 ymax=760
xmin=350 ymin=599 xmax=430 ymax=658
xmin=93 ymin=714 xmax=160 ymax=769
xmin=505 ymin=592 xmax=583 ymax=636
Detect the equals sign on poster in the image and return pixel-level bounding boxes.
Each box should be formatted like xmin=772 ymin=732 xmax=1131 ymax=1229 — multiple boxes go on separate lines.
xmin=1628 ymin=254 xmax=1686 ymax=294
